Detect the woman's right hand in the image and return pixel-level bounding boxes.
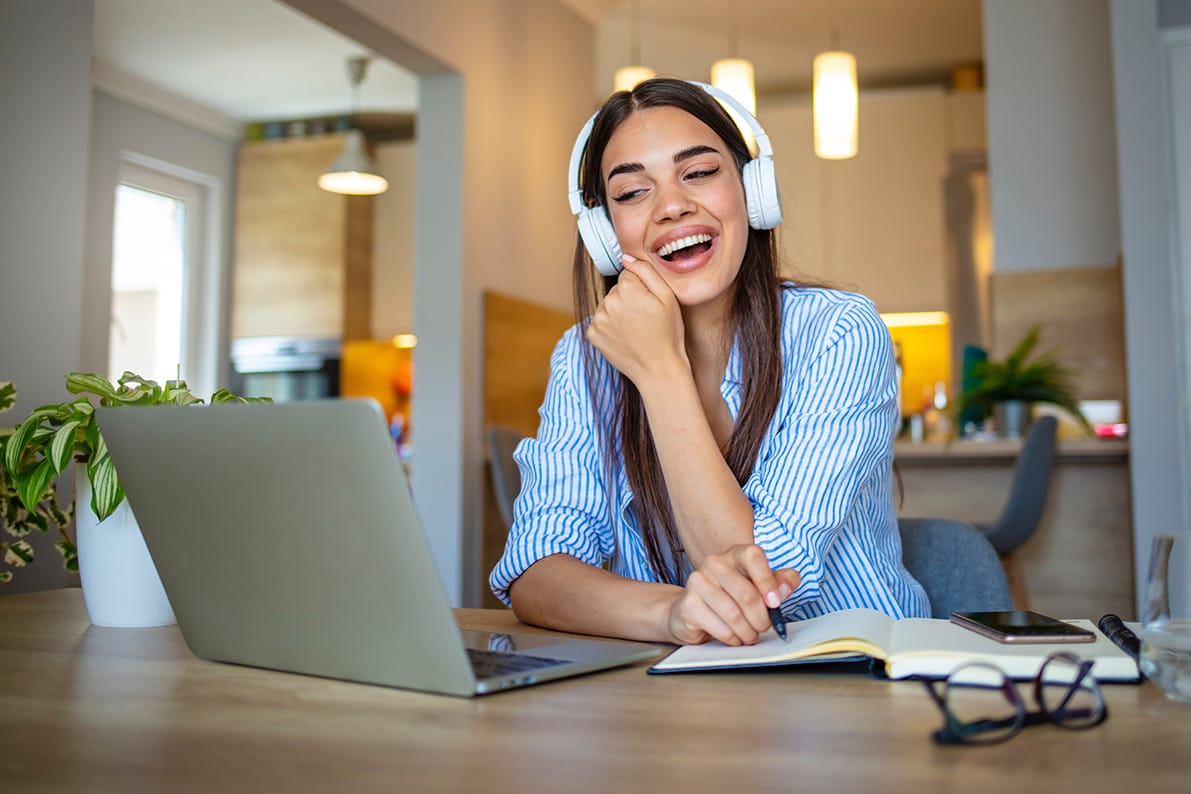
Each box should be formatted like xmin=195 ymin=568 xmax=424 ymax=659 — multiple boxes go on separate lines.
xmin=665 ymin=544 xmax=800 ymax=646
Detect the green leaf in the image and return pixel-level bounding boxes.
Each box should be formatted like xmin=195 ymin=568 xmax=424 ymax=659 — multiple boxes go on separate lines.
xmin=5 ymin=410 xmax=48 ymax=473
xmin=66 ymin=371 xmax=119 ymax=399
xmin=3 ymin=539 xmax=34 ymax=566
xmin=15 ymin=458 xmax=55 ymax=513
xmin=56 ymin=535 xmax=78 ymax=573
xmin=48 ymin=420 xmax=83 ymax=474
xmin=87 ymin=455 xmax=124 ymax=521
xmin=0 ymin=381 xmax=15 ymax=412
xmin=211 ymin=389 xmax=271 ymax=405
xmin=0 ymin=571 xmax=11 ymax=582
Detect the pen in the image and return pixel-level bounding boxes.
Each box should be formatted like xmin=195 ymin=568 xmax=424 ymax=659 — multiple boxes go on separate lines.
xmin=768 ymin=606 xmax=788 ymax=641
xmin=1097 ymin=613 xmax=1141 ymax=663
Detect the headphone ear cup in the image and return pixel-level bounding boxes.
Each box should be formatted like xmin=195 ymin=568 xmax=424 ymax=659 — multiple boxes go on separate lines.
xmin=743 ymin=157 xmax=783 ymax=230
xmin=577 ymin=205 xmax=624 ymax=276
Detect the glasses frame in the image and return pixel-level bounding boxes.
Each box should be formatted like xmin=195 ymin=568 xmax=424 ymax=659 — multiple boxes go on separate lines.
xmin=920 ymin=651 xmax=1109 ymax=746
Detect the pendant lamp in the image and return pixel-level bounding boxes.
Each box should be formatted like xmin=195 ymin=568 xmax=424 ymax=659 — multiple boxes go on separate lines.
xmin=710 ymin=3 xmax=756 ymax=150
xmin=318 ymin=57 xmax=389 ymax=196
xmin=613 ymin=0 xmax=654 ymax=92
xmin=812 ymin=40 xmax=859 ymax=160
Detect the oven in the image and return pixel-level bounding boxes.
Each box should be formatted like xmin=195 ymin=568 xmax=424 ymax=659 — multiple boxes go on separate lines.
xmin=230 ymin=337 xmax=341 ymax=402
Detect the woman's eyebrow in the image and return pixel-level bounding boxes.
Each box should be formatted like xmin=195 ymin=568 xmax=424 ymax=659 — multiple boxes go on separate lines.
xmin=607 ymin=144 xmax=723 ymax=181
xmin=673 ymin=144 xmax=720 ymax=162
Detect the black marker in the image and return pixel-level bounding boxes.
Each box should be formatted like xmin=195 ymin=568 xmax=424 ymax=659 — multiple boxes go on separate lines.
xmin=768 ymin=606 xmax=788 ymax=641
xmin=1098 ymin=613 xmax=1141 ymax=662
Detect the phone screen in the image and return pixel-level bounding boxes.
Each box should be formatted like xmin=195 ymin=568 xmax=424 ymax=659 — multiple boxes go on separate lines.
xmin=950 ymin=610 xmax=1097 ymax=644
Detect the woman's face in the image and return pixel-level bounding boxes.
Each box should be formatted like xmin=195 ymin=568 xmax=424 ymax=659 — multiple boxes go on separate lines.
xmin=601 ymin=105 xmax=749 ymax=312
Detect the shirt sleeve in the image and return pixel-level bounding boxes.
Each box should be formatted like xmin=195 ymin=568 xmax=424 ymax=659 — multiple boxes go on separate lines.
xmin=745 ymin=297 xmax=899 ymax=607
xmin=488 ymin=328 xmax=615 ymax=605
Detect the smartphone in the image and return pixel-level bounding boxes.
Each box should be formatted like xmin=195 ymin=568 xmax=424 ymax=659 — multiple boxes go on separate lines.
xmin=949 ymin=610 xmax=1096 ymax=644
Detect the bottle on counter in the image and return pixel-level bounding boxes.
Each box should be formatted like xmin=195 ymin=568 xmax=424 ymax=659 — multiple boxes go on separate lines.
xmin=923 ymin=381 xmax=952 ymax=441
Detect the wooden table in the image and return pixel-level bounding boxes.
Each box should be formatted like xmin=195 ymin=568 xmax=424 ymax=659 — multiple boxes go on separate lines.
xmin=2 ymin=590 xmax=1188 ymax=793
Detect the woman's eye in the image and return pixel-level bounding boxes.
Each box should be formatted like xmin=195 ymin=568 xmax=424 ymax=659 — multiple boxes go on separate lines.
xmin=685 ymin=166 xmax=720 ymax=180
xmin=610 ymin=188 xmax=646 ymax=203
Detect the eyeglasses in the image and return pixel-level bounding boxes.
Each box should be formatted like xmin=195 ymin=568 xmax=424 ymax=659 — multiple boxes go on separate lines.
xmin=920 ymin=652 xmax=1109 ymax=745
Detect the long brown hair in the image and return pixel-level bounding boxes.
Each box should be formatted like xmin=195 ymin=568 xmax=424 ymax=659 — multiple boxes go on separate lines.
xmin=572 ymin=78 xmax=785 ymax=583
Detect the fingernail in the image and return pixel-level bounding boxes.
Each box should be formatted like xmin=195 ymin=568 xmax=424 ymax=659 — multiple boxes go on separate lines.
xmin=779 ymin=583 xmax=793 ymax=599
xmin=622 ymin=254 xmax=637 ymax=264
xmin=765 ymin=591 xmax=780 ymax=608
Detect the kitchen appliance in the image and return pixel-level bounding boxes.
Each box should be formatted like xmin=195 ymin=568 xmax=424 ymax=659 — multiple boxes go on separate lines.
xmin=230 ymin=337 xmax=340 ymax=402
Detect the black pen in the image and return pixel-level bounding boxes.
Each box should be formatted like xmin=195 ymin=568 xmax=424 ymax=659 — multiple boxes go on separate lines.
xmin=768 ymin=606 xmax=788 ymax=641
xmin=1098 ymin=613 xmax=1141 ymax=663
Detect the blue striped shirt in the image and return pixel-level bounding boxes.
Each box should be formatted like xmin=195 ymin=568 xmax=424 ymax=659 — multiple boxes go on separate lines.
xmin=490 ymin=285 xmax=929 ymax=620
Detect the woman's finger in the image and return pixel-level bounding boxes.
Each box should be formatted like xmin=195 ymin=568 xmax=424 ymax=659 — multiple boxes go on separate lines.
xmin=685 ymin=569 xmax=761 ymax=645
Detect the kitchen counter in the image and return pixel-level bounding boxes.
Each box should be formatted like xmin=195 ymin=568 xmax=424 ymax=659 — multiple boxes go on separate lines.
xmin=894 ymin=436 xmax=1128 ymax=464
xmin=894 ymin=435 xmax=1133 ymax=620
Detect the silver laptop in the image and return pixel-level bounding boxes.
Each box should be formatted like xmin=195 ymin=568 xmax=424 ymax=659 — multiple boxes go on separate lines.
xmin=96 ymin=399 xmax=660 ymax=697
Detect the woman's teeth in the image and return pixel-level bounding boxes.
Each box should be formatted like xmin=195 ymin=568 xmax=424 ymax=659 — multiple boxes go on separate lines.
xmin=655 ymin=233 xmax=712 ymax=259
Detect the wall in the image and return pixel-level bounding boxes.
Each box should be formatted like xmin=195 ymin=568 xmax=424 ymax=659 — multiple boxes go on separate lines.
xmin=84 ymin=90 xmax=239 ymax=395
xmin=285 ymin=0 xmax=592 ymax=605
xmin=761 ymin=87 xmax=949 ymax=312
xmin=0 ymin=0 xmax=93 ymax=593
xmin=1111 ymin=0 xmax=1191 ymax=613
xmin=983 ymin=0 xmax=1120 ymax=273
xmin=371 ymin=140 xmax=416 ymax=339
xmin=982 ymin=0 xmax=1191 ymax=616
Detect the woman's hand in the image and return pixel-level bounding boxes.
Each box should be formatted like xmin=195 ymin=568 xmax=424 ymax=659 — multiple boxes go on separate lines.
xmin=665 ymin=544 xmax=801 ymax=646
xmin=586 ymin=255 xmax=687 ymax=388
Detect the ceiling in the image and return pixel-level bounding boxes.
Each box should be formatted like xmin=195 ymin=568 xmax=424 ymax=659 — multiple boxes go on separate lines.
xmin=92 ymin=0 xmax=983 ymax=128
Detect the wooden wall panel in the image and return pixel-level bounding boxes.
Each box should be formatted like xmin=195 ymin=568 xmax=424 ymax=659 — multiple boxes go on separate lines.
xmin=482 ymin=291 xmax=573 ymax=437
xmin=232 ymin=134 xmax=374 ymax=341
xmin=990 ymin=263 xmax=1127 ymax=404
xmin=481 ymin=291 xmax=572 ymax=608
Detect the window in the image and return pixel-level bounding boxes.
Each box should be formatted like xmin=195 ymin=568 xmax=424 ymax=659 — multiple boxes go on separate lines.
xmin=109 ymin=161 xmax=212 ymax=390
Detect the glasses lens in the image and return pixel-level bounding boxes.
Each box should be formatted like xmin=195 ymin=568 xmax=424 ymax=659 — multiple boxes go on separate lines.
xmin=944 ymin=664 xmax=1024 ymax=744
xmin=1037 ymin=654 xmax=1105 ymax=729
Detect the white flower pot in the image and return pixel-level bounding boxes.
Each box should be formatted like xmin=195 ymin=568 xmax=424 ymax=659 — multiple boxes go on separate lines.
xmin=75 ymin=464 xmax=175 ymax=628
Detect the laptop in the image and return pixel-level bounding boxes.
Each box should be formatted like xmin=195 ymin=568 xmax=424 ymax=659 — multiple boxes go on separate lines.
xmin=96 ymin=399 xmax=661 ymax=697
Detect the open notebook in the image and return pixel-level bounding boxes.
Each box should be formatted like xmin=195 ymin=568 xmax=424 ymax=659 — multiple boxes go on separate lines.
xmin=96 ymin=399 xmax=660 ymax=697
xmin=649 ymin=608 xmax=1139 ymax=682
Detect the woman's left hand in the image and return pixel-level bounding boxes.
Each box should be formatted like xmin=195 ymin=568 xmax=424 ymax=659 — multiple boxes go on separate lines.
xmin=585 ymin=255 xmax=687 ymax=388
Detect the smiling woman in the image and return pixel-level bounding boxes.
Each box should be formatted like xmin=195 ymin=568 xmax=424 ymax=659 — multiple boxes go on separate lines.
xmin=489 ymin=78 xmax=930 ymax=648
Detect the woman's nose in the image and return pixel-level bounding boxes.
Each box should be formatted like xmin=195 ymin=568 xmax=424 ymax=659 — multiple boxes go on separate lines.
xmin=653 ymin=180 xmax=696 ymax=222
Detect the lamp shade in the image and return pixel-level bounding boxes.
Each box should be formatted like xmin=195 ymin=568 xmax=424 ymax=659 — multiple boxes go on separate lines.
xmin=614 ymin=65 xmax=656 ymax=93
xmin=711 ymin=58 xmax=756 ymax=115
xmin=318 ymin=129 xmax=389 ymax=196
xmin=813 ymin=50 xmax=859 ymax=160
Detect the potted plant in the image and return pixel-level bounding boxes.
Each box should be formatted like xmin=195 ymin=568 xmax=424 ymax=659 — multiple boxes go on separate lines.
xmin=953 ymin=325 xmax=1091 ymax=438
xmin=1 ymin=371 xmax=267 ymax=624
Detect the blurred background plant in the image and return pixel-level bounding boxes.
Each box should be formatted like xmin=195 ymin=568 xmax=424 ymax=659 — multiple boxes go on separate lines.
xmin=0 ymin=381 xmax=75 ymax=583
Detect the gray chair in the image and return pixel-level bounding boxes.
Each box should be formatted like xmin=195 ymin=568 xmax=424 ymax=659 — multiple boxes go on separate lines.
xmin=978 ymin=415 xmax=1059 ymax=555
xmin=898 ymin=517 xmax=1013 ymax=619
xmin=486 ymin=425 xmax=525 ymax=530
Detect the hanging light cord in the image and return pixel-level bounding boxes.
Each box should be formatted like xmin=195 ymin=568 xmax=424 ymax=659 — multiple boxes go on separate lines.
xmin=630 ymin=0 xmax=643 ymax=66
xmin=347 ymin=56 xmax=369 ymax=116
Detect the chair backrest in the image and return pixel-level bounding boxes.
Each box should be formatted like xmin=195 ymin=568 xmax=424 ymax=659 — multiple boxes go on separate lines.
xmin=486 ymin=425 xmax=525 ymax=530
xmin=982 ymin=415 xmax=1059 ymax=554
xmin=898 ymin=517 xmax=1013 ymax=619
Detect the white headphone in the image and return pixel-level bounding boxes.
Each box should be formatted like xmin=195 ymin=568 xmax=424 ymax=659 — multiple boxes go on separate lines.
xmin=566 ymin=80 xmax=783 ymax=277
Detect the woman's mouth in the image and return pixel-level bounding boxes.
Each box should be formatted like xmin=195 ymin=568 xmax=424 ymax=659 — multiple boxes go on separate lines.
xmin=655 ymin=233 xmax=714 ymax=266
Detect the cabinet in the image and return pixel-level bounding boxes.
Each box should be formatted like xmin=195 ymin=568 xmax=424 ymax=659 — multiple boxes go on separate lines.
xmin=761 ymin=87 xmax=961 ymax=314
xmin=231 ymin=134 xmax=372 ymax=340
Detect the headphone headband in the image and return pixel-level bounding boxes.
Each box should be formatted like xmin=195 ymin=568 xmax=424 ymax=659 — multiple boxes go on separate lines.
xmin=567 ymin=79 xmax=782 ymax=276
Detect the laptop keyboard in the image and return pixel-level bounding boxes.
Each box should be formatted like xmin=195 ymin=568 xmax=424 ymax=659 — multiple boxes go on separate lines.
xmin=467 ymin=648 xmax=571 ymax=678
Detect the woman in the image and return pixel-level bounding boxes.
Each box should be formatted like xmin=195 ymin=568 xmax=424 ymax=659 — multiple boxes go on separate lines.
xmin=490 ymin=78 xmax=928 ymax=646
